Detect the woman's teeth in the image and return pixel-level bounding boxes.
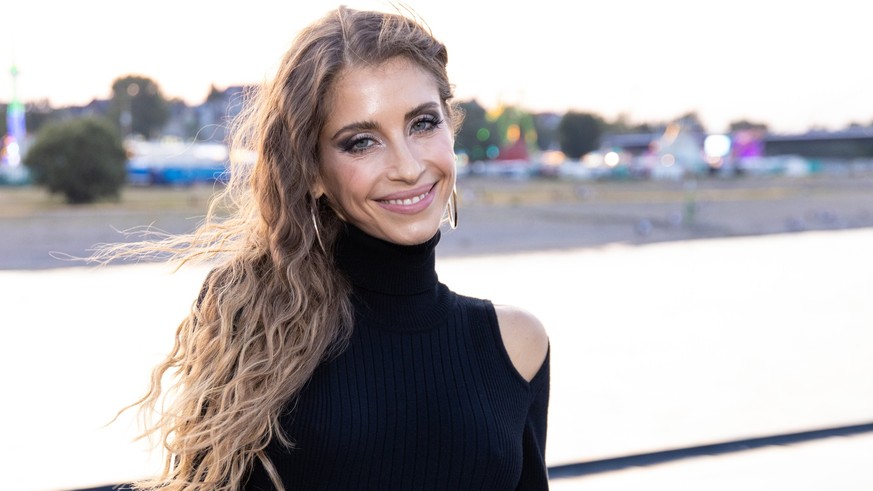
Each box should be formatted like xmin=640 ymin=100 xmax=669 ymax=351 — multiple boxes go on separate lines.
xmin=383 ymin=190 xmax=429 ymax=206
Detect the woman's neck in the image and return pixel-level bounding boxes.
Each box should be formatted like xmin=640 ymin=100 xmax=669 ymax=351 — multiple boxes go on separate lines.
xmin=334 ymin=223 xmax=440 ymax=295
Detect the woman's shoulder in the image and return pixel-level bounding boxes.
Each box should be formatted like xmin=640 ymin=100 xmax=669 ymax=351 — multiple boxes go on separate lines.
xmin=492 ymin=304 xmax=549 ymax=383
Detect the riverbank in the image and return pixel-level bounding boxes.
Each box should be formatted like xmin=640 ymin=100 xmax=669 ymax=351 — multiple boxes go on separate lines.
xmin=3 ymin=172 xmax=873 ymax=269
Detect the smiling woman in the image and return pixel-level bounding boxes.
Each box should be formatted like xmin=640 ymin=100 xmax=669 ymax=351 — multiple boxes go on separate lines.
xmin=101 ymin=6 xmax=550 ymax=491
xmin=316 ymin=57 xmax=457 ymax=245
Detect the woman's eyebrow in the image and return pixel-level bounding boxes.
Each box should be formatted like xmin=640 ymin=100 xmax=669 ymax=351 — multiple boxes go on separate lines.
xmin=330 ymin=101 xmax=441 ymax=140
xmin=331 ymin=120 xmax=380 ymax=141
xmin=404 ymin=101 xmax=440 ymax=120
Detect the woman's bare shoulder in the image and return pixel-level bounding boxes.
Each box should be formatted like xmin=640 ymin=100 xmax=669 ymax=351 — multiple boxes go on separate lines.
xmin=493 ymin=304 xmax=549 ymax=382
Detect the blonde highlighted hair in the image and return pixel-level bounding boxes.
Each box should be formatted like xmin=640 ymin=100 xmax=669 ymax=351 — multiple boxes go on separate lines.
xmin=103 ymin=5 xmax=462 ymax=491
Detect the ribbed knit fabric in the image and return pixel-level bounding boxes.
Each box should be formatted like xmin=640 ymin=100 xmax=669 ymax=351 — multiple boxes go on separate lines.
xmin=245 ymin=224 xmax=550 ymax=490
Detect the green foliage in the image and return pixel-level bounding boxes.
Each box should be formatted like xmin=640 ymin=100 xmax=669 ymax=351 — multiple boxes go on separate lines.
xmin=108 ymin=74 xmax=170 ymax=139
xmin=558 ymin=111 xmax=605 ymax=159
xmin=454 ymin=100 xmax=502 ymax=161
xmin=24 ymin=117 xmax=128 ymax=204
xmin=490 ymin=105 xmax=537 ymax=152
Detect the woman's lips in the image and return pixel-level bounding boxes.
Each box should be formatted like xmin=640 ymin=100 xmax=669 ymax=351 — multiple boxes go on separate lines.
xmin=381 ymin=189 xmax=430 ymax=205
xmin=376 ymin=183 xmax=438 ymax=213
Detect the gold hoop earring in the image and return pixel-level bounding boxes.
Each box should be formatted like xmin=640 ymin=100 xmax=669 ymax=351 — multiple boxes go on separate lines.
xmin=310 ymin=200 xmax=326 ymax=253
xmin=448 ymin=187 xmax=458 ymax=230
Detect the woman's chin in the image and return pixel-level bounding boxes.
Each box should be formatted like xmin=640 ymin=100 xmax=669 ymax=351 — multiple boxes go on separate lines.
xmin=377 ymin=218 xmax=443 ymax=245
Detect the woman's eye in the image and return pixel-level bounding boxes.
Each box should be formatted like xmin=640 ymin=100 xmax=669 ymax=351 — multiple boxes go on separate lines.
xmin=342 ymin=136 xmax=377 ymax=153
xmin=411 ymin=115 xmax=443 ymax=133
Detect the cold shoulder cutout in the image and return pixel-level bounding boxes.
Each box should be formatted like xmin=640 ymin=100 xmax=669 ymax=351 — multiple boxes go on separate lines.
xmin=494 ymin=304 xmax=549 ymax=383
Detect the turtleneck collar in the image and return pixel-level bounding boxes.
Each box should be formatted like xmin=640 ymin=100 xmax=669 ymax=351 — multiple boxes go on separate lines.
xmin=334 ymin=223 xmax=453 ymax=333
xmin=334 ymin=223 xmax=441 ymax=296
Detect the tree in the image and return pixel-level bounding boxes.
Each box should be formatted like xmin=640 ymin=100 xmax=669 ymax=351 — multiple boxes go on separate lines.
xmin=488 ymin=104 xmax=538 ymax=159
xmin=108 ymin=74 xmax=170 ymax=139
xmin=24 ymin=117 xmax=128 ymax=204
xmin=558 ymin=111 xmax=605 ymax=159
xmin=454 ymin=99 xmax=501 ymax=161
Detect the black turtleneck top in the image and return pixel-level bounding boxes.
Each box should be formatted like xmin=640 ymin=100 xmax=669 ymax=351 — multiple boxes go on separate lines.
xmin=245 ymin=224 xmax=550 ymax=490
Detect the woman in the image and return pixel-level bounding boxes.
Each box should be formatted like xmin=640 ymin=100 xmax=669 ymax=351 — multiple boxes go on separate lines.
xmin=121 ymin=6 xmax=549 ymax=490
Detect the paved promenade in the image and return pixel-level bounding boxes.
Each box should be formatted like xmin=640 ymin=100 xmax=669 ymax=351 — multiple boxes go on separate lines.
xmin=2 ymin=226 xmax=871 ymax=490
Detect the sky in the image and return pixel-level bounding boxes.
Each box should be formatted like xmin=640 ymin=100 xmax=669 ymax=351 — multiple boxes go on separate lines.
xmin=3 ymin=0 xmax=873 ymax=134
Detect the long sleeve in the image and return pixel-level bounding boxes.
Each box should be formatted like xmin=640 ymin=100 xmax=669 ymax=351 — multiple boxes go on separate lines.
xmin=515 ymin=348 xmax=551 ymax=490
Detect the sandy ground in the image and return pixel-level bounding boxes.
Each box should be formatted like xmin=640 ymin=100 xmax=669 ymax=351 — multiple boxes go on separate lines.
xmin=1 ymin=226 xmax=871 ymax=490
xmin=5 ymin=173 xmax=873 ymax=270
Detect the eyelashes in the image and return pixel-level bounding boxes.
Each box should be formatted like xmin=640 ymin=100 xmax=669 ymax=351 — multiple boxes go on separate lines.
xmin=411 ymin=114 xmax=444 ymax=133
xmin=341 ymin=134 xmax=379 ymax=153
xmin=339 ymin=114 xmax=444 ymax=155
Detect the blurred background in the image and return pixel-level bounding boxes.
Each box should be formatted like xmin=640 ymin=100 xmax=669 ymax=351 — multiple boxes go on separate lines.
xmin=1 ymin=1 xmax=871 ymax=490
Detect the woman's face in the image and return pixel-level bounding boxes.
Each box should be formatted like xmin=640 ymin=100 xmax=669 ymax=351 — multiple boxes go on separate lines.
xmin=316 ymin=57 xmax=456 ymax=246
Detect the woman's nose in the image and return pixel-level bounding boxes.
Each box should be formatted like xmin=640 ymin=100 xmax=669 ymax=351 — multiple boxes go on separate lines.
xmin=388 ymin=139 xmax=425 ymax=182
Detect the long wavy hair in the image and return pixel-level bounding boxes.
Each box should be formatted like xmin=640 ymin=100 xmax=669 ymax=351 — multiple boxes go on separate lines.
xmin=104 ymin=6 xmax=462 ymax=491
